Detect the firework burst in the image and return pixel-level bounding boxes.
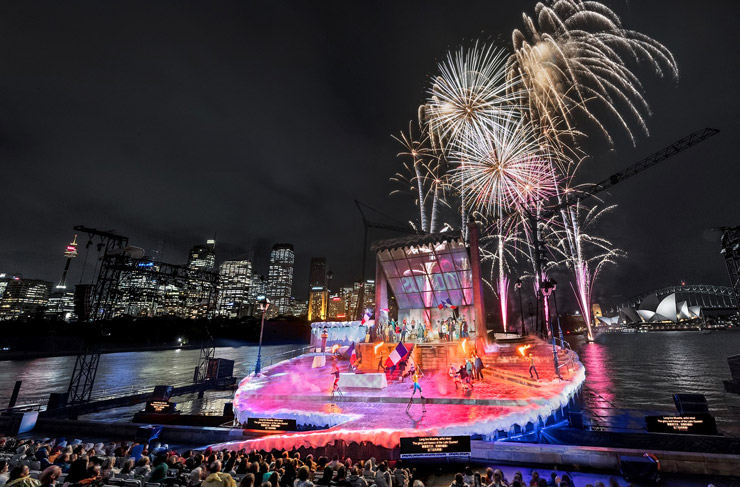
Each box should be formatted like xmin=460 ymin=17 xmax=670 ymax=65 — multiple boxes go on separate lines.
xmin=424 ymin=42 xmax=522 ymax=152
xmin=450 ymin=112 xmax=559 ymax=219
xmin=509 ymin=0 xmax=679 ymax=147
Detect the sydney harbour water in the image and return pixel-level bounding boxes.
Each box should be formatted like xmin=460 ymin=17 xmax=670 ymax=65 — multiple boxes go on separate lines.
xmin=0 ymin=332 xmax=738 ymax=435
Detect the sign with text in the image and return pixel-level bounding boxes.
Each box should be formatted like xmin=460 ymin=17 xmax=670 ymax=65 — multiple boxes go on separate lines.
xmin=645 ymin=414 xmax=718 ymax=435
xmin=145 ymin=400 xmax=177 ymax=414
xmin=400 ymin=436 xmax=471 ymax=459
xmin=246 ymin=418 xmax=297 ymax=431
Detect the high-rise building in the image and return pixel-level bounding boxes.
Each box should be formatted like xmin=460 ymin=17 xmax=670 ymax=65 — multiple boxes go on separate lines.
xmin=217 ymin=260 xmax=252 ymax=318
xmin=46 ymin=291 xmax=76 ymax=321
xmin=308 ymin=287 xmax=328 ymax=321
xmin=186 ymin=239 xmax=217 ymax=318
xmin=309 ymin=258 xmax=327 ymax=288
xmin=267 ymin=243 xmax=295 ymax=315
xmin=0 ymin=273 xmax=14 ymax=302
xmin=0 ymin=277 xmax=52 ymax=320
xmin=327 ymin=294 xmax=346 ymax=321
xmin=307 ymin=257 xmax=328 ymax=321
xmin=188 ymin=240 xmax=216 ymax=271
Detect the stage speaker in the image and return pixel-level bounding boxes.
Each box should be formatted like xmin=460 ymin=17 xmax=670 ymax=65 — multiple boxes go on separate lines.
xmin=223 ymin=402 xmax=234 ymax=417
xmin=618 ymin=455 xmax=659 ymax=483
xmin=47 ymin=393 xmax=68 ymax=410
xmin=152 ymin=385 xmax=174 ymax=402
xmin=568 ymin=411 xmax=584 ymax=430
xmin=673 ymin=393 xmax=709 ymax=415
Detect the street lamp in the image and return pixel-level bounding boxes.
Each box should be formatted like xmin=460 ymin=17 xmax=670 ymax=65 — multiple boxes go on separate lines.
xmin=325 ymin=270 xmax=334 ymax=321
xmin=540 ymin=280 xmax=561 ymax=380
xmin=515 ymin=278 xmax=525 ymax=336
xmin=254 ymin=294 xmax=271 ymax=375
xmin=550 ymin=279 xmax=565 ymax=349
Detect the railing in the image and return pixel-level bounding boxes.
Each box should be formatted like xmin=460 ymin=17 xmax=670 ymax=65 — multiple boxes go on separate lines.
xmin=3 ymin=403 xmax=44 ymax=413
xmin=264 ymin=345 xmax=315 ymax=367
xmin=528 ymin=331 xmax=577 ymax=373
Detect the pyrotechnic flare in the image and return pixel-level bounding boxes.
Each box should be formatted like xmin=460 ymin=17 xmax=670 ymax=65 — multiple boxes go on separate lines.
xmin=509 ymin=0 xmax=679 ymax=147
xmin=546 ymin=201 xmax=624 ymax=341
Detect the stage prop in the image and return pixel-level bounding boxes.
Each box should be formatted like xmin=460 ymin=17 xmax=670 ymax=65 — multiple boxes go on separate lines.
xmin=337 ymin=372 xmax=387 ymax=389
xmin=311 ymin=321 xmax=369 ymax=348
xmin=372 ymin=231 xmax=486 ymax=344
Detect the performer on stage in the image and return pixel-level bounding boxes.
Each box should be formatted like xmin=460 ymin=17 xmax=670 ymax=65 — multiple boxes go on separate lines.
xmin=528 ymin=352 xmax=539 ymax=381
xmin=331 ymin=363 xmax=341 ymax=392
xmin=406 ymin=369 xmax=426 ymax=412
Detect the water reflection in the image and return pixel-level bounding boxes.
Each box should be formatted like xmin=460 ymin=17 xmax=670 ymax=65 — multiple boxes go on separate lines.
xmin=571 ymin=330 xmax=740 ymax=436
xmin=0 ymin=344 xmax=297 ymax=405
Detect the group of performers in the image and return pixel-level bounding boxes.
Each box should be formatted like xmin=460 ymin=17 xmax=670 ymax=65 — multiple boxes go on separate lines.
xmin=375 ymin=316 xmax=473 ymax=343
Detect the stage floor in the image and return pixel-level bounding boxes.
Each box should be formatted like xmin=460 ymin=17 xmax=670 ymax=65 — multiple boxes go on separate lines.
xmin=218 ymin=338 xmax=585 ymax=451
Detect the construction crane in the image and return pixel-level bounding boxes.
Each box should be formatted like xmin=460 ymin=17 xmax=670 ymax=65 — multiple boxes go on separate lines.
xmin=545 ymin=127 xmax=720 ymax=217
xmin=520 ymin=127 xmax=719 ymax=342
xmin=354 ymin=200 xmax=422 ymax=320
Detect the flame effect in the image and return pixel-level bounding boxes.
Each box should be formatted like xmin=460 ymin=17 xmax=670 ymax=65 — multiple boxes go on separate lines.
xmin=374 ymin=342 xmax=384 ymax=354
xmin=461 ymin=338 xmax=467 ymax=353
xmin=331 ymin=344 xmax=340 ymax=354
xmin=518 ymin=344 xmax=533 ymax=356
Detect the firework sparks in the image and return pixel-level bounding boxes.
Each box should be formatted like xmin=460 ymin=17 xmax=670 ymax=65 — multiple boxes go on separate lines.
xmin=390 ymin=123 xmax=451 ymax=233
xmin=546 ymin=202 xmax=625 ymax=340
xmin=425 ymin=43 xmax=522 ymax=152
xmin=509 ymin=0 xmax=679 ymax=147
xmin=450 ymin=112 xmax=558 ymax=219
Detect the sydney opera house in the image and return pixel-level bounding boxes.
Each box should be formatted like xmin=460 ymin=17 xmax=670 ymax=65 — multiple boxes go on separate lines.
xmin=598 ymin=293 xmax=702 ymax=326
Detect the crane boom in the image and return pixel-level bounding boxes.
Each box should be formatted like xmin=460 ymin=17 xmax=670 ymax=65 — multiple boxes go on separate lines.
xmin=553 ymin=127 xmax=720 ymax=214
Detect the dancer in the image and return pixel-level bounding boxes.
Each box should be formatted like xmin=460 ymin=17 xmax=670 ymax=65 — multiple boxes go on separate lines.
xmin=331 ymin=363 xmax=343 ymax=397
xmin=449 ymin=364 xmax=461 ymax=390
xmin=406 ymin=369 xmax=426 ymax=412
xmin=458 ymin=364 xmax=473 ymax=391
xmin=528 ymin=352 xmax=539 ymax=381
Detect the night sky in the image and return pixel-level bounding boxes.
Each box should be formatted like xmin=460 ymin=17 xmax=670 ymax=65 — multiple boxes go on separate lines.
xmin=1 ymin=1 xmax=738 ymax=310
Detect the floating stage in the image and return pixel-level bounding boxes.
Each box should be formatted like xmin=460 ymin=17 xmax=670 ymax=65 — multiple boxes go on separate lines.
xmin=212 ymin=336 xmax=585 ymax=455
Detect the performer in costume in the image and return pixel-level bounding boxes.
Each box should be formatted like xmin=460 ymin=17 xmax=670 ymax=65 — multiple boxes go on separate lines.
xmin=406 ymin=369 xmax=426 ymax=412
xmin=331 ymin=363 xmax=341 ymax=392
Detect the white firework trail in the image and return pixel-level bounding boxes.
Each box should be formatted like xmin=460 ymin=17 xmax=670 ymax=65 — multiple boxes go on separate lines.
xmin=545 ymin=201 xmax=625 ymax=340
xmin=423 ymin=42 xmax=524 ymax=236
xmin=390 ymin=123 xmax=450 ymax=234
xmin=509 ymin=0 xmax=679 ymax=147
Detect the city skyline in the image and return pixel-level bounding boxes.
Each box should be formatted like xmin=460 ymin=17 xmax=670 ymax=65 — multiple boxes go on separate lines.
xmin=0 ymin=1 xmax=738 ymax=311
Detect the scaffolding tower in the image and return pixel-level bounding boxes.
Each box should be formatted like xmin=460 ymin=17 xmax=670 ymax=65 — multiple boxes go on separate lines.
xmin=718 ymin=226 xmax=740 ymax=308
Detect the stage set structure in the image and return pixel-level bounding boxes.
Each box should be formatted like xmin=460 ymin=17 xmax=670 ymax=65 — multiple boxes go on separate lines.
xmin=225 ymin=226 xmax=585 ymax=458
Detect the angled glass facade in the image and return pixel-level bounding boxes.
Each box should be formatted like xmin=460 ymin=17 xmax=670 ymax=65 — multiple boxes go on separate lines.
xmin=377 ymin=238 xmax=473 ymax=311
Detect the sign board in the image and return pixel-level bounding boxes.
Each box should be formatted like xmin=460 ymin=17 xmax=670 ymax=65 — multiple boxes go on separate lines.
xmin=645 ymin=414 xmax=718 ymax=435
xmin=400 ymin=436 xmax=471 ymax=459
xmin=246 ymin=418 xmax=298 ymax=431
xmin=145 ymin=400 xmax=177 ymax=414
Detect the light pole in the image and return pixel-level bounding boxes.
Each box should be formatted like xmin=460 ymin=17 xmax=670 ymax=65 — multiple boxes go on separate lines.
xmin=254 ymin=294 xmax=271 ymax=375
xmin=515 ymin=278 xmax=525 ymax=336
xmin=326 ymin=270 xmax=334 ymax=321
xmin=550 ymin=279 xmax=565 ymax=349
xmin=540 ymin=280 xmax=561 ymax=380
